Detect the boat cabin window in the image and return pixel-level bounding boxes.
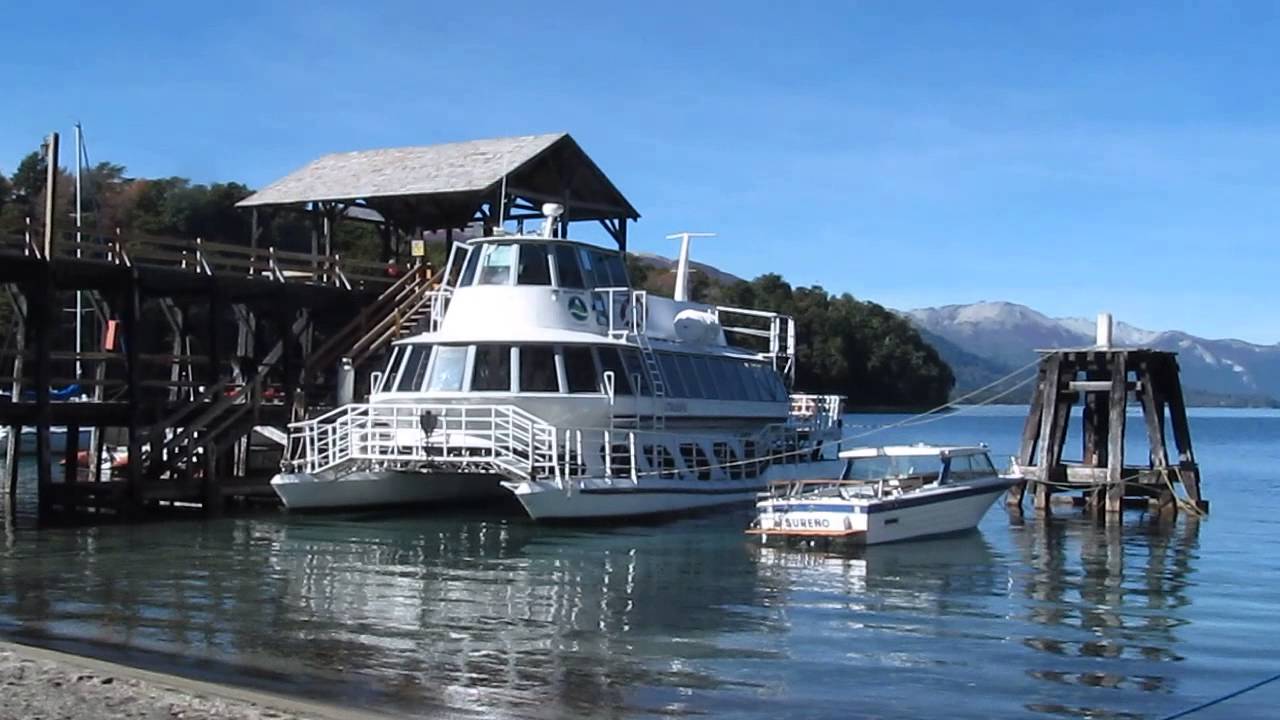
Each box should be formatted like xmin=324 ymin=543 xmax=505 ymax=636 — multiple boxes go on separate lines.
xmin=377 ymin=346 xmax=406 ymax=392
xmin=517 ymin=244 xmax=552 ymax=285
xmin=620 ymin=349 xmax=651 ymax=396
xmin=395 ymin=346 xmax=431 ymax=392
xmin=946 ymin=453 xmax=995 ymax=481
xmin=564 ymin=345 xmax=600 ymax=393
xmin=596 ymin=347 xmax=633 ymax=396
xmin=471 ymin=344 xmax=513 ymax=392
xmin=426 ymin=345 xmax=468 ymax=391
xmin=473 ymin=243 xmax=516 ymax=285
xmin=843 ymin=454 xmax=945 ymax=484
xmin=581 ymin=249 xmax=626 ymax=287
xmin=459 ymin=247 xmax=480 ymax=287
xmin=554 ymin=244 xmax=586 ymax=289
xmin=519 ymin=346 xmax=559 ymax=392
xmin=657 ymin=353 xmax=686 ymax=397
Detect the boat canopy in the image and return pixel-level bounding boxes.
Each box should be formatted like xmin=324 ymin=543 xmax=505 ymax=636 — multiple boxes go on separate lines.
xmin=837 ymin=444 xmax=990 ymax=460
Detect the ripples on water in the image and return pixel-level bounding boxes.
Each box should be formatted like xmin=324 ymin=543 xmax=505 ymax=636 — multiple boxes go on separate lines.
xmin=1 ymin=408 xmax=1278 ymax=719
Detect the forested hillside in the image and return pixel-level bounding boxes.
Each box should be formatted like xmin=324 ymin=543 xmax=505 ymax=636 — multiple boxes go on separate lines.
xmin=629 ymin=260 xmax=955 ymax=408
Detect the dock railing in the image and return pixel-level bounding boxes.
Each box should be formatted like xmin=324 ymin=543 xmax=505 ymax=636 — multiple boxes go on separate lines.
xmin=0 ymin=231 xmax=395 ymax=290
xmin=285 ymin=402 xmax=560 ymax=482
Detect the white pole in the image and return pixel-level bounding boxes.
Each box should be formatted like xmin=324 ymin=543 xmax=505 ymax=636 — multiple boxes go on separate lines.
xmin=667 ymin=231 xmax=715 ymax=302
xmin=74 ymin=123 xmax=84 ymax=378
xmin=1096 ymin=312 xmax=1114 ymax=349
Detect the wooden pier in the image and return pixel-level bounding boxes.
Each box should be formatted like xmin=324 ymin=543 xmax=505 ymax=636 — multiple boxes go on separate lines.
xmin=1006 ymin=341 xmax=1207 ymax=522
xmin=0 ymin=131 xmax=638 ymax=521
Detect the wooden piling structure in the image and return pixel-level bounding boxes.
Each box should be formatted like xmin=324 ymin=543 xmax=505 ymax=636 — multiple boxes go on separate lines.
xmin=1006 ymin=348 xmax=1206 ymax=523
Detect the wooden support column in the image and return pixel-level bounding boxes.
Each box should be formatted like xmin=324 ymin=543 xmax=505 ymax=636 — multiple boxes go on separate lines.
xmin=1033 ymin=354 xmax=1063 ymax=513
xmin=4 ymin=289 xmax=27 ymax=497
xmin=63 ymin=422 xmax=80 ymax=507
xmin=1162 ymin=356 xmax=1202 ymax=505
xmin=1008 ymin=360 xmax=1048 ymax=508
xmin=1105 ymin=353 xmax=1128 ymax=518
xmin=31 ymin=274 xmax=54 ymax=519
xmin=122 ymin=273 xmax=144 ymax=515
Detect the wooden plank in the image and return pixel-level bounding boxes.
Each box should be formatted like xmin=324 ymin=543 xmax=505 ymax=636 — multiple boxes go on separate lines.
xmin=3 ymin=288 xmax=26 ymax=496
xmin=1162 ymin=355 xmax=1197 ymax=466
xmin=1068 ymin=380 xmax=1140 ymax=393
xmin=1136 ymin=358 xmax=1170 ymax=473
xmin=63 ymin=422 xmax=80 ymax=495
xmin=1106 ymin=353 xmax=1128 ymax=517
xmin=31 ymin=269 xmax=55 ymax=518
xmin=122 ymin=274 xmax=144 ymax=515
xmin=1033 ymin=355 xmax=1062 ymax=512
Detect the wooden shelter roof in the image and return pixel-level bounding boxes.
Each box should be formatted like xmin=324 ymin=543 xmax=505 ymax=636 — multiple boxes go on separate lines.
xmin=236 ymin=133 xmax=639 ymax=233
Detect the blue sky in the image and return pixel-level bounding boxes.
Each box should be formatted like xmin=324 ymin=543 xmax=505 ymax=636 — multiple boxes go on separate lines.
xmin=3 ymin=1 xmax=1278 ymax=343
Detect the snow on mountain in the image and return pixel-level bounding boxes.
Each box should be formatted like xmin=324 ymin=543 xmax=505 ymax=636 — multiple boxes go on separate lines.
xmin=905 ymin=301 xmax=1280 ymax=405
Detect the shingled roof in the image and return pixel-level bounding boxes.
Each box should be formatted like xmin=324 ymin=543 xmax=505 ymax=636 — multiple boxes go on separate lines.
xmin=236 ymin=133 xmax=638 ymax=231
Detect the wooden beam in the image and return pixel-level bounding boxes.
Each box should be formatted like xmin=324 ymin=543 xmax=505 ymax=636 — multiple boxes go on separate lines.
xmin=1033 ymin=354 xmax=1063 ymax=513
xmin=1106 ymin=353 xmax=1128 ymax=517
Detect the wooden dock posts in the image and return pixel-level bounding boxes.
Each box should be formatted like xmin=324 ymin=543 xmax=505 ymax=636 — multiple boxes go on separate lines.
xmin=1006 ymin=335 xmax=1207 ymax=522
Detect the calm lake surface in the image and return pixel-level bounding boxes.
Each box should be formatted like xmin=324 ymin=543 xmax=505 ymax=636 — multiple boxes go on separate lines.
xmin=1 ymin=406 xmax=1278 ymax=718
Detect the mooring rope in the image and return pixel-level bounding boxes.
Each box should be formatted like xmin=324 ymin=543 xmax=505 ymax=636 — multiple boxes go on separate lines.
xmin=619 ymin=356 xmax=1046 ymax=479
xmin=1158 ymin=671 xmax=1280 ymax=719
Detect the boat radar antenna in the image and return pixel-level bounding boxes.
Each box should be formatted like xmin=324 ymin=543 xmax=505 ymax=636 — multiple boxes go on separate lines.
xmin=541 ymin=203 xmax=565 ymax=238
xmin=667 ymin=232 xmax=715 ymax=302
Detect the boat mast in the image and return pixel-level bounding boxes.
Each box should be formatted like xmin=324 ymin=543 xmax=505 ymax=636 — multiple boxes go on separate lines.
xmin=74 ymin=123 xmax=84 ymax=378
xmin=667 ymin=232 xmax=715 ymax=302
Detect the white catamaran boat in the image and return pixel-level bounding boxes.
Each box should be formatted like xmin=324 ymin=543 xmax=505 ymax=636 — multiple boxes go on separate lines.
xmin=748 ymin=444 xmax=1015 ymax=544
xmin=273 ymin=206 xmax=844 ymax=520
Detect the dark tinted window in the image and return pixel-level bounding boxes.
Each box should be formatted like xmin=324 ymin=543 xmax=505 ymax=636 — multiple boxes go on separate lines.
xmin=676 ymin=354 xmax=705 ymax=398
xmin=693 ymin=356 xmax=718 ymax=399
xmin=599 ymin=252 xmax=627 ymax=286
xmin=554 ymin=245 xmax=585 ymax=289
xmin=577 ymin=248 xmax=598 ymax=287
xmin=620 ymin=349 xmax=652 ymax=396
xmin=739 ymin=361 xmax=764 ymax=401
xmin=395 ymin=346 xmax=430 ymax=391
xmin=658 ymin=353 xmax=686 ymax=398
xmin=459 ymin=247 xmax=480 ymax=286
xmin=596 ymin=347 xmax=633 ymax=396
xmin=519 ymin=346 xmax=559 ymax=392
xmin=564 ymin=346 xmax=599 ymax=393
xmin=517 ymin=244 xmax=552 ymax=285
xmin=716 ymin=357 xmax=746 ymax=399
xmin=379 ymin=346 xmax=405 ymax=392
xmin=471 ymin=344 xmax=511 ymax=391
xmin=766 ymin=368 xmax=788 ymax=401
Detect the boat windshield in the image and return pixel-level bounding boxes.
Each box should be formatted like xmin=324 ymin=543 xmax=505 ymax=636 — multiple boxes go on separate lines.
xmin=839 ymin=452 xmax=995 ymax=485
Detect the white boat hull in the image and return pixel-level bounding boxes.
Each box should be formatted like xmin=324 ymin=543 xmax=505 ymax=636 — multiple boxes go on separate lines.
xmin=509 ymin=459 xmax=844 ymax=520
xmin=271 ymin=469 xmax=506 ymax=510
xmin=756 ymin=479 xmax=1013 ymax=545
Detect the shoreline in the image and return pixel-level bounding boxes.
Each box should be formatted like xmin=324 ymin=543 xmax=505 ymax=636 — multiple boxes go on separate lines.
xmin=0 ymin=640 xmax=389 ymax=720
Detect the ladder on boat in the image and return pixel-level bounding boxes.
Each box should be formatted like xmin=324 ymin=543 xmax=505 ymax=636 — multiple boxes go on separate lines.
xmin=634 ymin=323 xmax=667 ymax=434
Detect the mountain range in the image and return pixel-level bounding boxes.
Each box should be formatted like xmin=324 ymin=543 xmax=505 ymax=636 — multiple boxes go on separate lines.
xmin=627 ymin=252 xmax=1278 ymax=407
xmin=905 ymin=302 xmax=1280 ymax=407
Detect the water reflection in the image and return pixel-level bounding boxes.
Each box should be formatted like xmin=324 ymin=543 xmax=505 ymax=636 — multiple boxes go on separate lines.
xmin=0 ymin=513 xmax=779 ymax=718
xmin=0 ymin=503 xmax=1220 ymax=719
xmin=1011 ymin=514 xmax=1201 ymax=716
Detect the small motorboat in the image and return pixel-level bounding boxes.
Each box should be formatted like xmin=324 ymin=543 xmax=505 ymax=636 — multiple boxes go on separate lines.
xmin=747 ymin=444 xmax=1016 ymax=545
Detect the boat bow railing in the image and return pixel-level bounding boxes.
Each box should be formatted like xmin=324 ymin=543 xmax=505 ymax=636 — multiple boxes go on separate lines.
xmin=284 ymin=402 xmax=559 ymax=482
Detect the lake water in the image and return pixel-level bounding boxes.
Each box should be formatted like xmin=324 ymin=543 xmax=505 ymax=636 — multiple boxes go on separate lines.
xmin=1 ymin=406 xmax=1278 ymax=718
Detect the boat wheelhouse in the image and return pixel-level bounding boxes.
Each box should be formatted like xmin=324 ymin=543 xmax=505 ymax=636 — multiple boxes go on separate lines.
xmin=748 ymin=444 xmax=1015 ymax=544
xmin=274 ymin=207 xmax=844 ymax=519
